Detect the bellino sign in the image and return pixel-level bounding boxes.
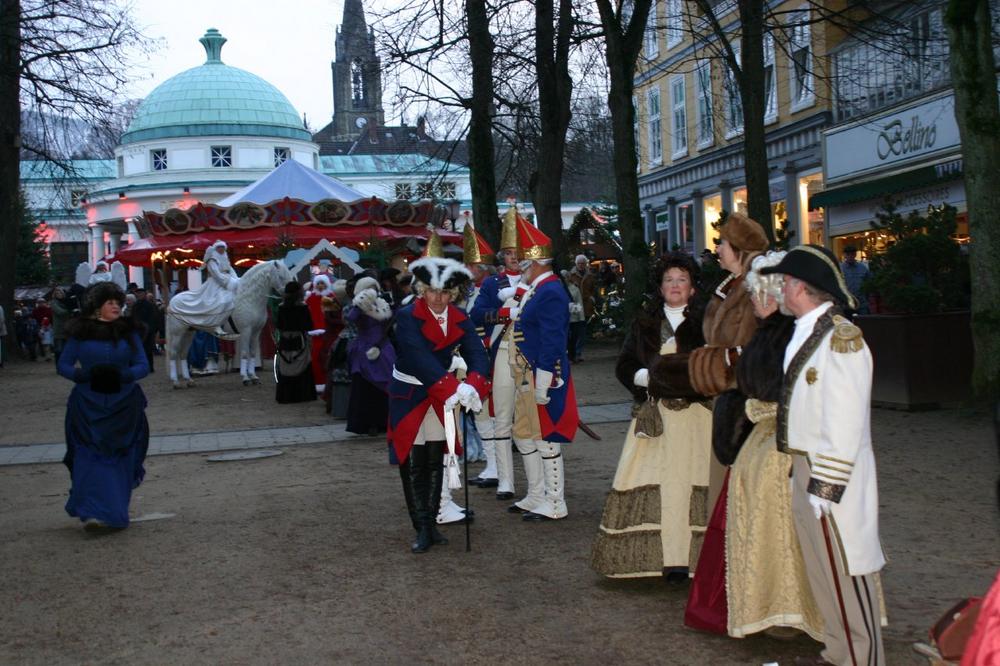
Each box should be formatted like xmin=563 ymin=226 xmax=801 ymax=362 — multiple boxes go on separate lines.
xmin=823 ymin=91 xmax=961 ymax=184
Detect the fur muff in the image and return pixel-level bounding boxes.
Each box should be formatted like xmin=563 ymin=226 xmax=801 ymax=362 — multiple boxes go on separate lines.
xmin=616 ymin=300 xmax=705 ymax=403
xmin=352 ymin=287 xmax=392 ymax=322
xmin=736 ymin=312 xmax=795 ymax=401
xmin=688 ymin=275 xmax=759 ymax=397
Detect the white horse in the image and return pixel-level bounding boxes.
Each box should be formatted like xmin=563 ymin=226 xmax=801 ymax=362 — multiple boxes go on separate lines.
xmin=165 ymin=260 xmax=293 ymax=388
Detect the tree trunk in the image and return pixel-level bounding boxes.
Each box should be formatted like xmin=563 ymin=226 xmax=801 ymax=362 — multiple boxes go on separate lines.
xmin=737 ymin=0 xmax=774 ymax=243
xmin=532 ymin=0 xmax=574 ymax=267
xmin=945 ymin=0 xmax=1000 ymax=400
xmin=596 ymin=0 xmax=652 ymax=316
xmin=465 ymin=0 xmax=500 ymax=249
xmin=0 ymin=0 xmax=20 ymax=321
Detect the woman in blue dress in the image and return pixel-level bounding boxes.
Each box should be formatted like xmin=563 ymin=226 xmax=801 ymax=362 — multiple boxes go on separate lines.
xmin=57 ymin=282 xmax=150 ymax=531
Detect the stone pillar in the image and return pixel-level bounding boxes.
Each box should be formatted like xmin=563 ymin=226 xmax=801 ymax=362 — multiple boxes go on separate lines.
xmin=691 ymin=190 xmax=706 ymax=252
xmin=719 ymin=179 xmax=734 ymax=216
xmin=665 ymin=197 xmax=677 ymax=251
xmin=783 ymin=164 xmax=804 ymax=248
xmin=109 ymin=232 xmax=122 ymax=255
xmin=90 ymin=225 xmax=105 ymax=264
xmin=126 ymin=220 xmax=144 ymax=288
xmin=643 ymin=204 xmax=655 ymax=245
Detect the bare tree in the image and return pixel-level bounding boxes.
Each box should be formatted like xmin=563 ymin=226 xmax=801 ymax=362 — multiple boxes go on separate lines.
xmin=0 ymin=0 xmax=147 ymax=317
xmin=944 ymin=0 xmax=1000 ymax=401
xmin=594 ymin=0 xmax=654 ymax=314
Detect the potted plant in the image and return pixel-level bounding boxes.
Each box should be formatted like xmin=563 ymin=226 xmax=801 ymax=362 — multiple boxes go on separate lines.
xmin=857 ymin=203 xmax=972 ymax=409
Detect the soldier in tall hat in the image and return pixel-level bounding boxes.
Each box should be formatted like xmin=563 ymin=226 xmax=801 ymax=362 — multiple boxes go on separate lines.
xmin=759 ymin=245 xmax=886 ymax=666
xmin=469 ymin=206 xmax=526 ymax=500
xmin=388 ymin=232 xmax=492 ymax=553
xmin=506 ymin=216 xmax=580 ymax=520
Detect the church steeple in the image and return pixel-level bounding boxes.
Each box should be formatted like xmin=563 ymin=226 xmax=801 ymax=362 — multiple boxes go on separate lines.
xmin=331 ymin=0 xmax=384 ymax=138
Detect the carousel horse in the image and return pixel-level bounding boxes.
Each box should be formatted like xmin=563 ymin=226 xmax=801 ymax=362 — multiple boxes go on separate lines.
xmin=165 ymin=260 xmax=292 ymax=388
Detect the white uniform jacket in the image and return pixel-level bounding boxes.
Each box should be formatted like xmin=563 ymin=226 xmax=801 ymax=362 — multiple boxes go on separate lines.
xmin=777 ymin=308 xmax=886 ymax=576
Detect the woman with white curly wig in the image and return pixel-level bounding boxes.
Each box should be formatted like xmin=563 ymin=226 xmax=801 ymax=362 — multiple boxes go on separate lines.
xmin=715 ymin=251 xmax=824 ymax=641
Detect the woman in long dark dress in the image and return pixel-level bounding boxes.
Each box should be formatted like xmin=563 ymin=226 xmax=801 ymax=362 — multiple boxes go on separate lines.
xmin=345 ymin=275 xmax=395 ymax=435
xmin=57 ymin=282 xmax=150 ymax=531
xmin=275 ymin=281 xmax=317 ymax=404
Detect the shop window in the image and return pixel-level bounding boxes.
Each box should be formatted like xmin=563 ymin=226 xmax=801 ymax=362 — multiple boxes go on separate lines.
xmin=671 ymin=76 xmax=688 ymax=158
xmin=274 ymin=147 xmax=290 ymax=167
xmin=695 ymin=61 xmax=713 ymax=148
xmin=676 ymin=202 xmax=694 ymax=253
xmin=211 ymin=146 xmax=232 ymax=168
xmin=151 ymin=149 xmax=167 ymax=171
xmin=647 ymin=86 xmax=662 ymax=166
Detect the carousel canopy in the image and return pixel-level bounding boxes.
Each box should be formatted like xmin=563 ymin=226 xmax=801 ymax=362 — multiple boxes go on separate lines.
xmin=216 ymin=159 xmax=363 ymax=207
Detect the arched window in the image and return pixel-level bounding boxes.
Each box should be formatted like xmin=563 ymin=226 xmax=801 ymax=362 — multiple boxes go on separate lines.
xmin=351 ymin=59 xmax=365 ymax=104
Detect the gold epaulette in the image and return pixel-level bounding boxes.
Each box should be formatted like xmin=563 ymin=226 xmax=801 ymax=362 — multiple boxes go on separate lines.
xmin=831 ymin=315 xmax=864 ymax=354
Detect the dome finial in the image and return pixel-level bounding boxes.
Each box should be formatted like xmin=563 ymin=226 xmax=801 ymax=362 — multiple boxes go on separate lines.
xmin=200 ymin=28 xmax=226 ymax=64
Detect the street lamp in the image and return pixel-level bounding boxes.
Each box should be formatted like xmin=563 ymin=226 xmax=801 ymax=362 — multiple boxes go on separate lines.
xmin=444 ymin=199 xmax=461 ymax=230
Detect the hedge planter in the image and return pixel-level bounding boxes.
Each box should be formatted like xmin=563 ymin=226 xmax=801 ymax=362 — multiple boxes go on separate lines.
xmin=855 ymin=311 xmax=973 ymax=410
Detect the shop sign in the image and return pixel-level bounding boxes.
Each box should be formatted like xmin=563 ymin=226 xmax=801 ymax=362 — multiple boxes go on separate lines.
xmin=827 ymin=179 xmax=966 ymax=234
xmin=655 ymin=211 xmax=670 ymax=232
xmin=824 ymin=91 xmax=961 ymax=183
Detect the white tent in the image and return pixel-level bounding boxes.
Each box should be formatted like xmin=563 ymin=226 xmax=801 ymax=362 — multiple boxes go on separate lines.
xmin=216 ymin=158 xmax=364 ymax=207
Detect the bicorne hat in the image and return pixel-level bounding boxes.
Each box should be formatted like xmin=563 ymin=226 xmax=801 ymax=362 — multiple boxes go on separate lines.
xmin=409 ymin=256 xmax=472 ymax=291
xmin=759 ymin=244 xmax=857 ymax=309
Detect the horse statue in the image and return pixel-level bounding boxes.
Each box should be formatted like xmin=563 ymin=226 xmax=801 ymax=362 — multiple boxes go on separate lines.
xmin=165 ymin=260 xmax=292 ymax=388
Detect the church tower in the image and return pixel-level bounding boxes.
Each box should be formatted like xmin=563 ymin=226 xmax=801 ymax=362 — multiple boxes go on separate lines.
xmin=331 ymin=0 xmax=385 ymax=138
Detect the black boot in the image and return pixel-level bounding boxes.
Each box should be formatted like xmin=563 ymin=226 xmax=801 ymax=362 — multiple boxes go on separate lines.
xmin=398 ymin=459 xmax=419 ymax=532
xmin=426 ymin=440 xmax=449 ymax=546
xmin=408 ymin=445 xmax=434 ymax=554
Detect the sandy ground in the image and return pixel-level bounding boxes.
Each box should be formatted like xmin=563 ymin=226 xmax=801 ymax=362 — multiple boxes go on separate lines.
xmin=0 ymin=342 xmax=997 ymax=664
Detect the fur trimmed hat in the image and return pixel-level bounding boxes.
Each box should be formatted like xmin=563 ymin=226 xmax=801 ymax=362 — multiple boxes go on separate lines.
xmin=719 ymin=212 xmax=769 ymax=253
xmin=354 ymin=276 xmax=379 ymax=296
xmin=409 ymin=256 xmax=472 ymax=291
xmin=82 ymin=281 xmax=125 ymax=318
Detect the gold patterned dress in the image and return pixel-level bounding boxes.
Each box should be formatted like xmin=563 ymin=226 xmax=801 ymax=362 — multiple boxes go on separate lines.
xmin=725 ymin=398 xmax=823 ymax=639
xmin=591 ymin=338 xmax=714 ymax=578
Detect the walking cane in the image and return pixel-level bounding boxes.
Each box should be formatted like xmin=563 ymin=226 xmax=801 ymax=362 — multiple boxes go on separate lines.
xmin=462 ymin=408 xmax=471 ymax=552
xmin=820 ymin=514 xmax=858 ymax=666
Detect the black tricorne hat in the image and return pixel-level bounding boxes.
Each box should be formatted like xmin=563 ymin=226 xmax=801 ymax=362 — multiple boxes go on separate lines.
xmin=284 ymin=281 xmax=303 ymax=297
xmin=759 ymin=244 xmax=857 ymax=309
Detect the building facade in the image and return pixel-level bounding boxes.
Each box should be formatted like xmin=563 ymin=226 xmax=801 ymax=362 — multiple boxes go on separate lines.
xmin=635 ymin=0 xmax=839 ymax=253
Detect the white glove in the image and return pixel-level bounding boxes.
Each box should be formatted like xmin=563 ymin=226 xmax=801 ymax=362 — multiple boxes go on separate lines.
xmin=534 ymin=368 xmax=553 ymax=405
xmin=444 ymin=393 xmax=460 ymax=411
xmin=365 ymin=346 xmax=380 ymax=360
xmin=448 ymin=355 xmax=468 ymax=374
xmin=633 ymin=368 xmax=649 ymax=388
xmin=809 ymin=494 xmax=833 ymax=520
xmin=307 ymin=329 xmax=325 ymax=337
xmin=455 ymin=382 xmax=482 ymax=412
xmin=497 ymin=286 xmax=517 ymax=302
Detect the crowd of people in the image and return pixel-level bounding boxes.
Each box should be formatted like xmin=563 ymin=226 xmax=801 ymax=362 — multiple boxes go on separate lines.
xmin=19 ymin=204 xmax=898 ymax=665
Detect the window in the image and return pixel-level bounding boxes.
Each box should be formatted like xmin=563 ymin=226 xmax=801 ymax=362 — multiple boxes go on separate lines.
xmin=633 ymin=95 xmax=640 ymax=171
xmin=70 ymin=190 xmax=86 ymax=207
xmin=151 ymin=149 xmax=167 ymax=171
xmin=788 ymin=7 xmax=814 ymax=110
xmin=273 ymin=147 xmax=290 ymax=167
xmin=211 ymin=146 xmax=232 ymax=168
xmin=644 ymin=4 xmax=658 ymax=58
xmin=695 ymin=61 xmax=714 ymax=148
xmin=764 ymin=33 xmax=777 ymax=122
xmin=724 ymin=44 xmax=743 ymax=137
xmin=394 ymin=183 xmax=413 ymax=200
xmin=437 ymin=182 xmax=457 ymax=199
xmin=416 ymin=182 xmax=435 ymax=199
xmin=647 ymin=86 xmax=662 ymax=166
xmin=665 ymin=0 xmax=683 ymax=48
xmin=670 ymin=76 xmax=687 ymax=158
xmin=621 ymin=0 xmax=634 ymax=27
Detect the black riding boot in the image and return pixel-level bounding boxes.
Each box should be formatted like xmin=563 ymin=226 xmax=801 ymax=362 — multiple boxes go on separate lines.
xmin=408 ymin=444 xmax=434 ymax=553
xmin=398 ymin=458 xmax=419 ymax=532
xmin=425 ymin=440 xmax=449 ymax=546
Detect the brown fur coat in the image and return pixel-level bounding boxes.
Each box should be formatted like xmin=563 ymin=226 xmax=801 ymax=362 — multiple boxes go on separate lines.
xmin=688 ymin=274 xmax=759 ymax=396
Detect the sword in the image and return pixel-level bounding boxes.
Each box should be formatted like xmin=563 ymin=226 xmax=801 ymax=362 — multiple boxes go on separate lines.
xmin=578 ymin=421 xmax=602 ymax=441
xmin=821 ymin=513 xmax=858 ymax=666
xmin=462 ymin=409 xmax=471 ymax=552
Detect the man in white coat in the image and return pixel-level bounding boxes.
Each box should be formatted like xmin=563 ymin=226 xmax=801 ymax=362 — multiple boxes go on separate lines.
xmin=761 ymin=245 xmax=885 ymax=666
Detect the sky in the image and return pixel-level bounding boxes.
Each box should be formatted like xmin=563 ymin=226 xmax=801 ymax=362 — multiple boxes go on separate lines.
xmin=126 ymin=0 xmax=352 ymax=131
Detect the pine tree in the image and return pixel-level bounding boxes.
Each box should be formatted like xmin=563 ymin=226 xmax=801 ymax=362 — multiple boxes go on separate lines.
xmin=14 ymin=190 xmax=50 ymax=285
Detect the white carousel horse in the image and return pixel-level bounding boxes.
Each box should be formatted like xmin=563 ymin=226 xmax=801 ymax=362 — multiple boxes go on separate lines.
xmin=165 ymin=260 xmax=292 ymax=388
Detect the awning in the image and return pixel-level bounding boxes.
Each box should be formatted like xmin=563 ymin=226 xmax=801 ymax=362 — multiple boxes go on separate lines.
xmin=112 ymin=225 xmax=462 ymax=266
xmin=809 ymin=160 xmax=964 ymax=210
